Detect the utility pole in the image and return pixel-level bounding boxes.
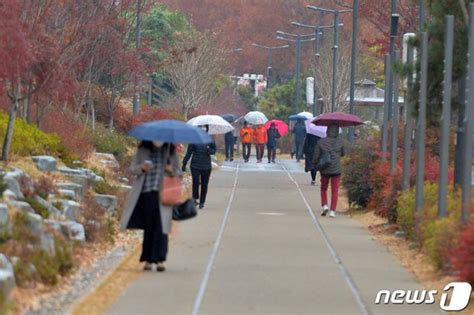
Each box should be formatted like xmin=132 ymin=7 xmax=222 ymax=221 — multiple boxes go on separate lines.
xmin=251 ymin=44 xmax=289 ymax=89
xmin=349 ymin=0 xmax=360 ymax=141
xmin=276 ymin=31 xmax=316 ymax=112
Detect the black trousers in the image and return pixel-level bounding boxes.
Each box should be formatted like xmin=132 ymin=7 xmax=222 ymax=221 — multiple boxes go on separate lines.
xmin=242 ymin=143 xmax=251 ymax=161
xmin=191 ymin=168 xmax=212 ymax=204
xmin=267 ymin=145 xmax=276 ymax=162
xmin=225 ymin=140 xmax=234 ymax=159
xmin=135 ymin=192 xmax=168 ymax=263
xmin=311 ymin=169 xmax=317 ymax=181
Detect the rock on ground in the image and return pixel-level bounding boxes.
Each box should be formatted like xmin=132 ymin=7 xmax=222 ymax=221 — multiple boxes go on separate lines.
xmin=60 ymin=221 xmax=85 ymax=242
xmin=32 ymin=156 xmax=58 ymax=172
xmin=0 ymin=254 xmax=15 ymax=303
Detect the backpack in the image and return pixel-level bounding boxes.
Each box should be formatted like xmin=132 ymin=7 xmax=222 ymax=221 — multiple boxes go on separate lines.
xmin=315 ymin=149 xmax=333 ymax=171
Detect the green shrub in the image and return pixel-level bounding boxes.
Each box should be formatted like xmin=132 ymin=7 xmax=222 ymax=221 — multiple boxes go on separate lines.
xmin=0 ymin=174 xmax=7 ymax=197
xmin=93 ymin=126 xmax=133 ymax=159
xmin=30 ymin=250 xmax=59 ymax=285
xmin=26 ymin=237 xmax=74 ymax=286
xmin=0 ymin=112 xmax=62 ymax=156
xmin=24 ymin=197 xmax=49 ymax=219
xmin=54 ymin=237 xmax=74 ymax=276
xmin=13 ymin=258 xmax=38 ymax=287
xmin=397 ymin=183 xmax=461 ymax=240
xmin=342 ymin=139 xmax=379 ymax=207
xmin=93 ymin=180 xmax=119 ymax=195
xmin=423 ymin=217 xmax=460 ymax=271
xmin=396 ymin=182 xmax=470 ymax=271
xmin=11 ymin=212 xmax=37 ymax=243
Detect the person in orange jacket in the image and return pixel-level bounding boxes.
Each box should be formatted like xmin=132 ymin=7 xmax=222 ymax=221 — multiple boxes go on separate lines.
xmin=254 ymin=124 xmax=268 ymax=163
xmin=240 ymin=121 xmax=254 ymax=163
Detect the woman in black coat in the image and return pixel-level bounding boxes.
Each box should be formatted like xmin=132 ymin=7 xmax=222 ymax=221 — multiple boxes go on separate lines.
xmin=182 ymin=125 xmax=217 ymax=209
xmin=303 ymin=134 xmax=321 ymax=185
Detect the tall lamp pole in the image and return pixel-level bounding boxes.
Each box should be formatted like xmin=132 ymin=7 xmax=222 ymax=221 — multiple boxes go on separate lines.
xmin=276 ymin=31 xmax=316 ymax=112
xmin=348 ymin=0 xmax=360 ymax=142
xmin=291 ymin=22 xmax=343 ymax=56
xmin=307 ymin=6 xmax=352 ymax=112
xmin=251 ymin=44 xmax=289 ymax=89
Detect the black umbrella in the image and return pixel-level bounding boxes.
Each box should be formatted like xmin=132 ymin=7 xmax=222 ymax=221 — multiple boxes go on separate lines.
xmin=221 ymin=114 xmax=238 ymax=123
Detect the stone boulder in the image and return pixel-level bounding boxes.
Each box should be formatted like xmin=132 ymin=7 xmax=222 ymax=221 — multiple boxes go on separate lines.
xmin=60 ymin=221 xmax=85 ymax=242
xmin=55 ymin=182 xmax=85 ymax=201
xmin=34 ymin=196 xmax=61 ymax=219
xmin=25 ymin=213 xmax=43 ymax=236
xmin=32 ymin=156 xmax=57 ymax=172
xmin=2 ymin=190 xmax=18 ymax=202
xmin=0 ymin=254 xmax=15 ymax=302
xmin=8 ymin=201 xmax=34 ymax=214
xmin=58 ymin=189 xmax=76 ymax=201
xmin=94 ymin=194 xmax=118 ymax=213
xmin=0 ymin=204 xmax=11 ymax=236
xmin=3 ymin=175 xmax=23 ymax=199
xmin=60 ymin=200 xmax=81 ymax=221
xmin=43 ymin=219 xmax=62 ymax=234
xmin=92 ymin=152 xmax=120 ymax=170
xmin=40 ymin=233 xmax=55 ymax=256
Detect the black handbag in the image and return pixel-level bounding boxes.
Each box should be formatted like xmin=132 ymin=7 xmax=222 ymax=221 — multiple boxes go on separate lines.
xmin=315 ymin=150 xmax=333 ymax=171
xmin=172 ymin=199 xmax=198 ymax=221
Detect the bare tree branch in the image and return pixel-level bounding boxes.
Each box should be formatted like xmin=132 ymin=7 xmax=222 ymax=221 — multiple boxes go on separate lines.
xmin=165 ymin=32 xmax=228 ymax=119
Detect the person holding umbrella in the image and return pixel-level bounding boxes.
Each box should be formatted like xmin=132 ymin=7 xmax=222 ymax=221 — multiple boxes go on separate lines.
xmin=254 ymin=124 xmax=267 ymax=163
xmin=182 ymin=125 xmax=217 ymax=209
xmin=312 ymin=112 xmax=363 ymax=217
xmin=224 ymin=131 xmax=235 ymax=162
xmin=312 ymin=124 xmax=344 ymax=218
xmin=292 ymin=120 xmax=306 ymax=162
xmin=266 ymin=123 xmax=281 ymax=163
xmin=123 ymin=120 xmax=212 ymax=272
xmin=222 ymin=114 xmax=237 ymax=162
xmin=240 ymin=121 xmax=254 ymax=163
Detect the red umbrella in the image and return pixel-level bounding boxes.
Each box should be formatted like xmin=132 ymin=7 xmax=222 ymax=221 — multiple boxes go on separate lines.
xmin=312 ymin=112 xmax=364 ymax=127
xmin=265 ymin=120 xmax=289 ymax=137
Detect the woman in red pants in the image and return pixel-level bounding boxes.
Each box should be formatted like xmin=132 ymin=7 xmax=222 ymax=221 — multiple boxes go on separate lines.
xmin=312 ymin=124 xmax=345 ymax=218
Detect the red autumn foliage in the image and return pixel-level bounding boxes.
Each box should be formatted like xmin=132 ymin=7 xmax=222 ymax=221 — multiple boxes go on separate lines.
xmin=42 ymin=111 xmax=94 ymax=160
xmin=114 ymin=105 xmax=184 ymax=133
xmin=451 ymin=220 xmax=474 ymax=285
xmin=367 ymin=152 xmax=454 ymax=220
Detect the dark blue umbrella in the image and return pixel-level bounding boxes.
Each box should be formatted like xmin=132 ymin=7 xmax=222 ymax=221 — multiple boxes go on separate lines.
xmin=288 ymin=114 xmax=307 ymax=121
xmin=128 ymin=120 xmax=213 ymax=144
xmin=221 ymin=114 xmax=238 ymax=123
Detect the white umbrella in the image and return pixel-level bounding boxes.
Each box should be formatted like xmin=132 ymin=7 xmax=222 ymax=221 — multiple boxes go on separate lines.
xmin=187 ymin=115 xmax=234 ymax=135
xmin=298 ymin=111 xmax=314 ymax=120
xmin=305 ymin=120 xmax=342 ymax=138
xmin=244 ymin=111 xmax=268 ymax=125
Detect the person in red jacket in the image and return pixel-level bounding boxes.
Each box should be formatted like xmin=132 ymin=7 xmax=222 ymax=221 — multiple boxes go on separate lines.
xmin=254 ymin=124 xmax=268 ymax=163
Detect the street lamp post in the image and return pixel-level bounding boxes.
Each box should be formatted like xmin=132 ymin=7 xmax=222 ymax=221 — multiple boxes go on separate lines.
xmin=291 ymin=22 xmax=342 ymax=56
xmin=307 ymin=6 xmax=352 ymax=112
xmin=291 ymin=22 xmax=343 ymax=116
xmin=251 ymin=43 xmax=289 ymax=89
xmin=276 ymin=31 xmax=316 ymax=112
xmin=349 ymin=0 xmax=360 ymax=142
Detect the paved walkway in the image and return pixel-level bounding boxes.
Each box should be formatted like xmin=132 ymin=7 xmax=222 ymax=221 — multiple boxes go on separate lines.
xmin=107 ymin=158 xmax=440 ymax=315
